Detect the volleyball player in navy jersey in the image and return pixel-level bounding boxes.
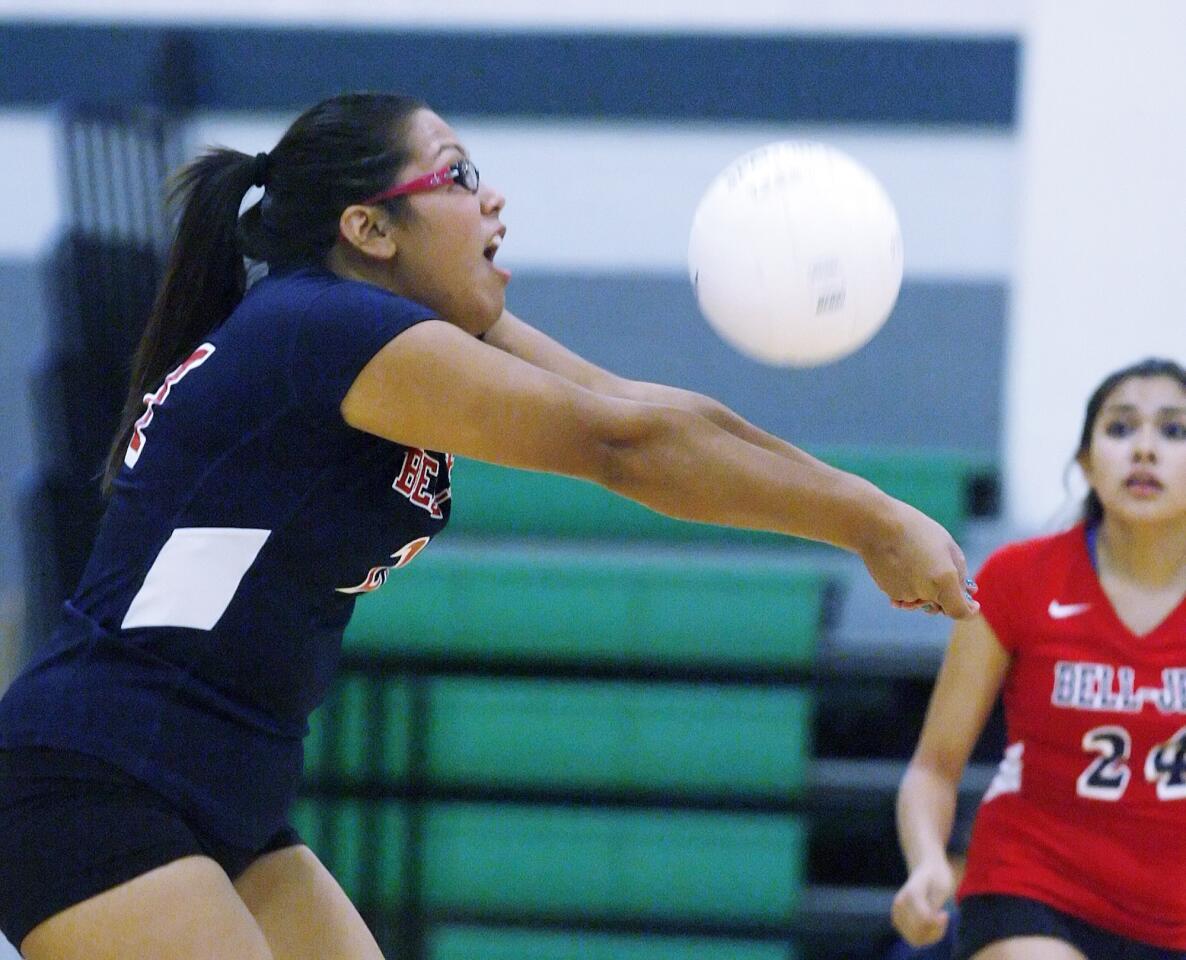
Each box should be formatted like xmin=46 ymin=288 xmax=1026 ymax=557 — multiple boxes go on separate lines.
xmin=0 ymin=92 xmax=977 ymax=959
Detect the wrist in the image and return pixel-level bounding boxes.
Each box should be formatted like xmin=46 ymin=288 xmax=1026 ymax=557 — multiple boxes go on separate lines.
xmin=830 ymin=475 xmax=902 ymax=554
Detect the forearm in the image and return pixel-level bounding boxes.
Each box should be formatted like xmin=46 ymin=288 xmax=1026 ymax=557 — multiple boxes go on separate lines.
xmin=485 ymin=310 xmax=827 ymax=470
xmin=347 ymin=317 xmax=975 ymax=616
xmin=621 ymin=381 xmax=826 ymax=469
xmin=601 ymin=400 xmax=898 ymax=553
xmin=897 ymin=760 xmax=959 ymax=872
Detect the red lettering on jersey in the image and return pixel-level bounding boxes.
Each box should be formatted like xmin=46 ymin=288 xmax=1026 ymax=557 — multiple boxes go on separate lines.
xmin=392 ymin=449 xmax=424 ymax=497
xmin=392 ymin=448 xmax=443 ymax=518
xmin=431 ymin=454 xmax=454 ymax=515
xmin=125 ymin=343 xmax=216 ymax=468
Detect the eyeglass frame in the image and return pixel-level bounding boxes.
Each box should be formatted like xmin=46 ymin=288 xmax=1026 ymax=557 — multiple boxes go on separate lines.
xmin=361 ymin=158 xmax=480 ymax=205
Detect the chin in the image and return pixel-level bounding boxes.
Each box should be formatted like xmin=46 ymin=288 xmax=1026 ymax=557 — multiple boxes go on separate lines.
xmin=478 ymin=291 xmax=506 ymax=331
xmin=432 ymin=282 xmax=503 ymax=333
xmin=1108 ymin=504 xmax=1180 ymax=526
xmin=449 ymin=300 xmax=504 ymax=338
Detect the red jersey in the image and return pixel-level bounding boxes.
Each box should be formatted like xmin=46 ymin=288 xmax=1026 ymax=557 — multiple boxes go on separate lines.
xmin=957 ymin=524 xmax=1186 ymax=947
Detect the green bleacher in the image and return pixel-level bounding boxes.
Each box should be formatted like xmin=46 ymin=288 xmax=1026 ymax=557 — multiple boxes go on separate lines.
xmin=422 ymin=803 xmax=805 ymax=921
xmin=430 ymin=926 xmax=796 ymax=960
xmin=298 ymin=448 xmax=992 ymax=958
xmin=306 ymin=676 xmax=812 ymax=797
xmin=425 ymin=678 xmax=813 ymax=796
xmin=343 ymin=547 xmax=826 ymax=668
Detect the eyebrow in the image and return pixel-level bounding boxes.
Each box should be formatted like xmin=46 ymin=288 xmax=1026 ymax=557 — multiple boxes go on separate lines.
xmin=1102 ymin=403 xmax=1186 ymax=416
xmin=433 ymin=142 xmax=467 ymax=160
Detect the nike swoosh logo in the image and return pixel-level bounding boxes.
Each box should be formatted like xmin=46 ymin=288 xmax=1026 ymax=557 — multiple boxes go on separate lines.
xmin=1048 ymin=600 xmax=1091 ymax=619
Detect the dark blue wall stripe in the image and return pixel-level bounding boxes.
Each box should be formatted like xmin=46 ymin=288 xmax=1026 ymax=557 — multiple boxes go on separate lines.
xmin=1 ymin=23 xmax=1017 ymax=125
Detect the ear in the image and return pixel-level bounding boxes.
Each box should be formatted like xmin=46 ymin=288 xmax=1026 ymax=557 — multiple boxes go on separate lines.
xmin=338 ymin=204 xmax=398 ymax=260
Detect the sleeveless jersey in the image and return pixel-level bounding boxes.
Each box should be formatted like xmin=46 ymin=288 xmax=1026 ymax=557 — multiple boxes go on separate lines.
xmin=958 ymin=524 xmax=1186 ymax=948
xmin=0 ymin=266 xmax=451 ymax=848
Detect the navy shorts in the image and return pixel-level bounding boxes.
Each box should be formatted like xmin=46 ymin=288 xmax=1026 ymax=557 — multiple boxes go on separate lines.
xmin=955 ymin=894 xmax=1186 ymax=960
xmin=0 ymin=747 xmax=301 ymax=950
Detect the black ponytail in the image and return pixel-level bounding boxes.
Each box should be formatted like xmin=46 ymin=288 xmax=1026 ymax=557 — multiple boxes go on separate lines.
xmin=103 ymin=149 xmax=257 ymax=492
xmin=102 ymin=92 xmax=426 ymax=493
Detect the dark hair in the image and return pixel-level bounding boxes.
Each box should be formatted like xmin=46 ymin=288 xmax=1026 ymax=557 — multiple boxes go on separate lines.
xmin=102 ymin=92 xmax=427 ymax=492
xmin=1074 ymin=356 xmax=1186 ymax=525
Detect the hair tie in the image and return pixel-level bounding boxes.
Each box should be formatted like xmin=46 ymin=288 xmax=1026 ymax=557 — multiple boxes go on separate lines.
xmin=250 ymin=151 xmax=271 ymax=188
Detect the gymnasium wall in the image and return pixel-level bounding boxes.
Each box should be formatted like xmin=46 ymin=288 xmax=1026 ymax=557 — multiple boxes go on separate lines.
xmin=0 ymin=6 xmax=1022 ymax=619
xmin=1007 ymin=0 xmax=1186 ymax=528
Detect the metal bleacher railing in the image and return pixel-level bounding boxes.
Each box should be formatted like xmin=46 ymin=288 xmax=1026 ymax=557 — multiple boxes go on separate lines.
xmin=21 ymin=103 xmax=184 ymax=648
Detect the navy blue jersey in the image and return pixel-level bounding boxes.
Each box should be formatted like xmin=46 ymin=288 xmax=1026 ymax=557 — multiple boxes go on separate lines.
xmin=0 ymin=266 xmax=451 ymax=847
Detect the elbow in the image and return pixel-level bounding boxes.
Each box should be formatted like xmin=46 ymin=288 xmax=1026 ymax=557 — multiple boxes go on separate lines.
xmin=585 ymin=401 xmax=683 ymax=499
xmin=691 ymin=392 xmax=732 ymax=426
xmin=906 ymin=748 xmax=967 ymax=788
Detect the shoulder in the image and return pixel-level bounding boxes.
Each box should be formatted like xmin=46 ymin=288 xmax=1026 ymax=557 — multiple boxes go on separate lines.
xmin=247 ymin=266 xmax=436 ymax=324
xmin=975 ymin=526 xmax=1087 ymax=647
xmin=245 ymin=268 xmax=442 ymax=420
xmin=979 ymin=525 xmax=1084 ymax=583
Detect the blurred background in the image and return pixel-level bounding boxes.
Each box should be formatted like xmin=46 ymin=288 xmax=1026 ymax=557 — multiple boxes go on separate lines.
xmin=0 ymin=1 xmax=1183 ymax=957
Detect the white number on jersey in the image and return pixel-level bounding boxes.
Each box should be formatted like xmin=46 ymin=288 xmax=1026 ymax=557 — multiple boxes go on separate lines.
xmin=1076 ymin=723 xmax=1186 ymax=800
xmin=1077 ymin=725 xmax=1131 ymax=800
xmin=124 ymin=343 xmax=216 ymax=469
xmin=1144 ymin=725 xmax=1186 ymax=800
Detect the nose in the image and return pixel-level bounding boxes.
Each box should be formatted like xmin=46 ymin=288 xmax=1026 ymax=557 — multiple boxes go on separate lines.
xmin=480 ymin=182 xmax=505 ymax=216
xmin=1132 ymin=423 xmax=1158 ymax=463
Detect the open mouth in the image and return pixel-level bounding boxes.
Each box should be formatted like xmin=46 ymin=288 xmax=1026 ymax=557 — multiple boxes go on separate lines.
xmin=482 ymin=231 xmax=511 ymax=283
xmin=1125 ymin=472 xmax=1163 ymax=493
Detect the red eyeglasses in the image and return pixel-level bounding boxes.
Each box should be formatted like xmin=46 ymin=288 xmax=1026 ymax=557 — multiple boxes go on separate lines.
xmin=362 ymin=158 xmax=480 ymax=205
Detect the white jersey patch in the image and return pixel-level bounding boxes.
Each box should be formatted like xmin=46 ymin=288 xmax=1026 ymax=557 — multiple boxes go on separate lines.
xmin=983 ymin=740 xmax=1024 ymax=803
xmin=122 ymin=526 xmax=271 ymax=631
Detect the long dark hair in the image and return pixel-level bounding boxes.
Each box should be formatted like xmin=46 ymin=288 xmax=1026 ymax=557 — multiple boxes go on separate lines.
xmin=1074 ymin=356 xmax=1186 ymax=525
xmin=102 ymin=92 xmax=426 ymax=492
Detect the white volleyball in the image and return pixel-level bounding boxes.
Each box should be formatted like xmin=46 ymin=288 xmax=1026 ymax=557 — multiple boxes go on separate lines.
xmin=688 ymin=141 xmax=903 ymax=367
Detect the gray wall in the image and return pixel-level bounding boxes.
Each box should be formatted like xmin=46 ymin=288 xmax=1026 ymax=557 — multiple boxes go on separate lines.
xmin=506 ymin=272 xmax=1004 ymax=452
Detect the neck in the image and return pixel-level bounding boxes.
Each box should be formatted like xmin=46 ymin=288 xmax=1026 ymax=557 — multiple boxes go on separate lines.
xmin=1096 ymin=515 xmax=1186 ymax=587
xmin=324 ymin=244 xmax=397 ymax=293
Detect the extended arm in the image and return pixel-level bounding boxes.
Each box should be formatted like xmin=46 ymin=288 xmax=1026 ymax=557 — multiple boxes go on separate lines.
xmin=481 ymin=309 xmax=825 ymax=467
xmin=343 ymin=316 xmax=978 ymax=618
xmin=892 ymin=615 xmax=1010 ymax=945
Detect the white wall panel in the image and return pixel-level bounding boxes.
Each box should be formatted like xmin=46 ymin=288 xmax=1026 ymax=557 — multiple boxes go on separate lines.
xmin=0 ymin=0 xmax=1029 ymax=33
xmin=3 ymin=109 xmax=1018 ymax=276
xmin=1007 ymin=0 xmax=1186 ymax=529
xmin=187 ymin=114 xmax=1019 ymax=278
xmin=0 ymin=113 xmax=61 ymax=257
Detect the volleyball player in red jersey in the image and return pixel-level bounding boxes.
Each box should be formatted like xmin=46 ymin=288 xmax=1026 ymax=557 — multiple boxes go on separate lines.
xmin=892 ymin=357 xmax=1186 ymax=959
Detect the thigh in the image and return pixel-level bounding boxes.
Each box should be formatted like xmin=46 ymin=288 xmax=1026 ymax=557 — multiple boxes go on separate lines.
xmin=21 ymin=855 xmax=273 ymax=960
xmin=233 ymin=845 xmax=385 ymax=960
